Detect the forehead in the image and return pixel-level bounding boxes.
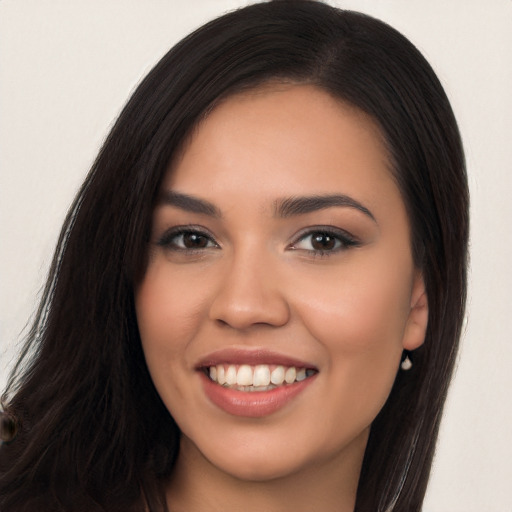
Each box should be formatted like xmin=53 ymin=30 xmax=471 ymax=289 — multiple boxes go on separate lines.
xmin=164 ymin=84 xmax=403 ymax=222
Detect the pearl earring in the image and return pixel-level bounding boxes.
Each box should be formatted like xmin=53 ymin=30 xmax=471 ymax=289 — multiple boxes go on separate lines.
xmin=401 ymin=354 xmax=412 ymax=371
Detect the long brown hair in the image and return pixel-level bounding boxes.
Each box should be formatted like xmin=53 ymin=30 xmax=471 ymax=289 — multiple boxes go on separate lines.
xmin=0 ymin=2 xmax=468 ymax=511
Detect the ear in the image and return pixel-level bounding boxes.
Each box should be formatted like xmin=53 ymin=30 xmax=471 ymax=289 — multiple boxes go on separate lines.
xmin=402 ymin=271 xmax=429 ymax=351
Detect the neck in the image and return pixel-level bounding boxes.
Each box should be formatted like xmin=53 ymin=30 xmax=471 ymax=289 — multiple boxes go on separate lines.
xmin=166 ymin=429 xmax=367 ymax=512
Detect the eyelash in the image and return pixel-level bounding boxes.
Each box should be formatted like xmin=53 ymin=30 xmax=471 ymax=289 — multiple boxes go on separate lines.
xmin=157 ymin=226 xmax=219 ymax=252
xmin=156 ymin=225 xmax=359 ymax=256
xmin=288 ymin=226 xmax=360 ymax=256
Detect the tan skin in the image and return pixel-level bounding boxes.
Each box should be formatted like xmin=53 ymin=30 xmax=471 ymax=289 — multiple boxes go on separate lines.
xmin=136 ymin=85 xmax=428 ymax=512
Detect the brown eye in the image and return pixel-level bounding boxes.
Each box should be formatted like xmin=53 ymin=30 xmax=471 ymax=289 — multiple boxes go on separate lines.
xmin=290 ymin=227 xmax=359 ymax=255
xmin=157 ymin=228 xmax=218 ymax=251
xmin=182 ymin=232 xmax=210 ymax=249
xmin=310 ymin=233 xmax=337 ymax=251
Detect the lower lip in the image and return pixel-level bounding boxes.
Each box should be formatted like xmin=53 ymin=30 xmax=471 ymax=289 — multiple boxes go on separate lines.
xmin=200 ymin=372 xmax=316 ymax=418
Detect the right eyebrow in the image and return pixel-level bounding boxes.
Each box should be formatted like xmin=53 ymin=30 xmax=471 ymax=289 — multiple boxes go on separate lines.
xmin=157 ymin=191 xmax=221 ymax=218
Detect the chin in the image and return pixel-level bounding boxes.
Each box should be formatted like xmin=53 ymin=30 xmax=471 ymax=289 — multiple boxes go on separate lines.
xmin=209 ymin=450 xmax=310 ymax=482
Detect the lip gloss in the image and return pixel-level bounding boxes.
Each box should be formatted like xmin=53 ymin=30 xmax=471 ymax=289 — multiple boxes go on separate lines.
xmin=200 ymin=371 xmax=316 ymax=417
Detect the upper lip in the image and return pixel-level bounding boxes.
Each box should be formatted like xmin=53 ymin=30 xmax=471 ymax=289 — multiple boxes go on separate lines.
xmin=196 ymin=347 xmax=318 ymax=370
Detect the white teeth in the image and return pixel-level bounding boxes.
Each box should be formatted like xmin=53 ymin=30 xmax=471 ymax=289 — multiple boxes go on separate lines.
xmin=217 ymin=365 xmax=226 ymax=385
xmin=270 ymin=365 xmax=285 ymax=385
xmin=225 ymin=365 xmax=237 ymax=385
xmin=296 ymin=368 xmax=307 ymax=381
xmin=236 ymin=365 xmax=253 ymax=386
xmin=284 ymin=367 xmax=296 ymax=384
xmin=253 ymin=365 xmax=271 ymax=386
xmin=208 ymin=363 xmax=315 ymax=389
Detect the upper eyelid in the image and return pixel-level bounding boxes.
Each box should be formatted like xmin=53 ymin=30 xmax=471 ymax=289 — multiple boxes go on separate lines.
xmin=155 ymin=224 xmax=359 ymax=249
xmin=156 ymin=225 xmax=220 ymax=247
xmin=290 ymin=225 xmax=358 ymax=244
xmin=287 ymin=227 xmax=361 ymax=256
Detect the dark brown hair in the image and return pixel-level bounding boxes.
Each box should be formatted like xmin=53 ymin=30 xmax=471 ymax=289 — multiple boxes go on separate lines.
xmin=0 ymin=1 xmax=468 ymax=510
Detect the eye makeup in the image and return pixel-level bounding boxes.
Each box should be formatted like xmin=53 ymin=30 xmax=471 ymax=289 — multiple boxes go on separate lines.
xmin=156 ymin=225 xmax=219 ymax=251
xmin=288 ymin=225 xmax=361 ymax=256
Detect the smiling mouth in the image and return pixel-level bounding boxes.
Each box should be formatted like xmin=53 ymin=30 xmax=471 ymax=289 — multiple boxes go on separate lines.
xmin=204 ymin=364 xmax=317 ymax=392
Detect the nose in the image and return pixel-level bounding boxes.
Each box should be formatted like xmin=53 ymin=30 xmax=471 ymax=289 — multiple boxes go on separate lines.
xmin=208 ymin=249 xmax=291 ymax=330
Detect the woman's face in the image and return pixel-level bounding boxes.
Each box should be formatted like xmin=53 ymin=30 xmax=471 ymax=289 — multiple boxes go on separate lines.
xmin=136 ymin=85 xmax=428 ymax=482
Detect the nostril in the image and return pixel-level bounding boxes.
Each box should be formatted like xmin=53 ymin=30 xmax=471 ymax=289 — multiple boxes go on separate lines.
xmin=207 ymin=261 xmax=291 ymax=329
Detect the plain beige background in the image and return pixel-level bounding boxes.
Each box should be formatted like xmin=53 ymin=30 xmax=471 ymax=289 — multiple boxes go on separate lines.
xmin=1 ymin=1 xmax=511 ymax=510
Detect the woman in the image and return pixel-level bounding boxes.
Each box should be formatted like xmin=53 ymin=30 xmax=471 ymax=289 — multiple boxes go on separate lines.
xmin=0 ymin=1 xmax=468 ymax=511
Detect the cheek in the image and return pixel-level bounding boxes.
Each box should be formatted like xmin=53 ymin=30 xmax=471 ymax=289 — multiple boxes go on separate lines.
xmin=135 ymin=264 xmax=206 ymax=402
xmin=136 ymin=263 xmax=205 ymax=349
xmin=300 ymin=250 xmax=412 ymax=348
xmin=293 ymin=255 xmax=413 ymax=403
xmin=300 ymin=283 xmax=409 ymax=433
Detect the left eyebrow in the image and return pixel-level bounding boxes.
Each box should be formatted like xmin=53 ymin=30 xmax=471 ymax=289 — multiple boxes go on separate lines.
xmin=274 ymin=194 xmax=376 ymax=222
